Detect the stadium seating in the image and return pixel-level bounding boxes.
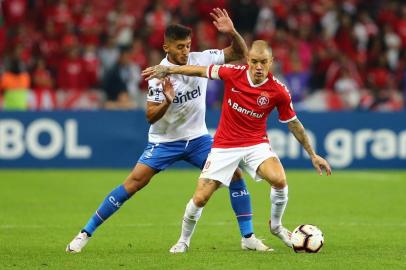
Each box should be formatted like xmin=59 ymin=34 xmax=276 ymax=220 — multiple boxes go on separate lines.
xmin=0 ymin=0 xmax=404 ymax=111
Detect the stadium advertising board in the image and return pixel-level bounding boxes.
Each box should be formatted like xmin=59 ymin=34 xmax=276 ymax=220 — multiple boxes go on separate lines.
xmin=0 ymin=111 xmax=405 ymax=169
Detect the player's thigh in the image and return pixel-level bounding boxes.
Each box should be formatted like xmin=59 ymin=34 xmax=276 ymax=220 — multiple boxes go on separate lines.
xmin=240 ymin=143 xmax=279 ymax=182
xmin=257 ymin=157 xmax=287 ymax=188
xmin=137 ymin=141 xmax=184 ymax=171
xmin=124 ymin=163 xmax=158 ymax=194
xmin=200 ymin=148 xmax=242 ymax=187
xmin=184 ymin=135 xmax=242 ymax=181
xmin=184 ymin=134 xmax=213 ymax=169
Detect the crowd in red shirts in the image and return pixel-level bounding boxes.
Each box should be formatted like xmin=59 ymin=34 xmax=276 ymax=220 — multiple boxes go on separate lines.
xmin=0 ymin=0 xmax=404 ymax=111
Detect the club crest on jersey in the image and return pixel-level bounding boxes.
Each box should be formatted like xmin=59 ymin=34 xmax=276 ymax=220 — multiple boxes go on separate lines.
xmin=257 ymin=95 xmax=270 ymax=106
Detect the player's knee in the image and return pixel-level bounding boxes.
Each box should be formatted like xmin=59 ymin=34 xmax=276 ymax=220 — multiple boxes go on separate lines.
xmin=124 ymin=174 xmax=151 ymax=194
xmin=270 ymin=175 xmax=287 ymax=189
xmin=193 ymin=194 xmax=209 ymax=207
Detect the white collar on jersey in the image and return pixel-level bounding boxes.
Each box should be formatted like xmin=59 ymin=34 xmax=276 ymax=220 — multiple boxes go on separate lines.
xmin=246 ymin=70 xmax=269 ymax=87
xmin=162 ymin=55 xmax=178 ymax=66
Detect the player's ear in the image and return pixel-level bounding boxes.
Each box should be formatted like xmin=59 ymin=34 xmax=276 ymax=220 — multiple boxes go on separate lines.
xmin=269 ymin=56 xmax=274 ymax=66
xmin=163 ymin=43 xmax=169 ymax=54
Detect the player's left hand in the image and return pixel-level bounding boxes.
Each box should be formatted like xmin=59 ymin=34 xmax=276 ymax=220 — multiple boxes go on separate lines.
xmin=161 ymin=77 xmax=175 ymax=103
xmin=311 ymin=155 xmax=332 ymax=176
xmin=142 ymin=65 xmax=169 ymax=80
xmin=210 ymin=8 xmax=235 ymax=34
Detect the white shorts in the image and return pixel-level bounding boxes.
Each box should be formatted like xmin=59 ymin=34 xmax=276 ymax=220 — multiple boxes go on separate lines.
xmin=200 ymin=143 xmax=279 ymax=186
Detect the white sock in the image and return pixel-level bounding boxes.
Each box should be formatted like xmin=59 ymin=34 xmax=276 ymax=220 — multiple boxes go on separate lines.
xmin=178 ymin=199 xmax=203 ymax=246
xmin=270 ymin=186 xmax=288 ymax=231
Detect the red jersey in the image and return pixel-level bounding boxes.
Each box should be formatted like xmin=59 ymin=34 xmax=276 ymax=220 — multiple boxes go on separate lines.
xmin=207 ymin=64 xmax=296 ymax=148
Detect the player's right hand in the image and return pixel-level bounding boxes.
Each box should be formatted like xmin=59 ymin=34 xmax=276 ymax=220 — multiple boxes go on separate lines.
xmin=142 ymin=65 xmax=169 ymax=80
xmin=210 ymin=8 xmax=235 ymax=34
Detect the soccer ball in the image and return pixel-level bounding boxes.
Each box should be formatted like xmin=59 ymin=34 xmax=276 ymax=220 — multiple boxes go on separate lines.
xmin=291 ymin=224 xmax=324 ymax=253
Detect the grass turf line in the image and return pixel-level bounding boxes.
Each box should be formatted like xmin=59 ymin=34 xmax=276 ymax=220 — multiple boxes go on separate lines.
xmin=0 ymin=170 xmax=405 ymax=270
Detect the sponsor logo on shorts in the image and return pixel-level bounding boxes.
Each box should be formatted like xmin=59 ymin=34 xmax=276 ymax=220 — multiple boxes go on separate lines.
xmin=143 ymin=144 xmax=157 ymax=159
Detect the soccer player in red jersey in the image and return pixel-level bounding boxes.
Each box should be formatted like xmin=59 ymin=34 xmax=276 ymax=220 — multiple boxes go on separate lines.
xmin=67 ymin=10 xmax=272 ymax=254
xmin=143 ymin=40 xmax=332 ymax=250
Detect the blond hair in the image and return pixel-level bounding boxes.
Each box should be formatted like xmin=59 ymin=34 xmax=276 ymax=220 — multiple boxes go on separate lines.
xmin=250 ymin=40 xmax=272 ymax=56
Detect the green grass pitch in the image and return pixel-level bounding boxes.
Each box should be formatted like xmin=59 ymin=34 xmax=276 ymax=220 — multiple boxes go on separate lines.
xmin=1 ymin=169 xmax=405 ymax=270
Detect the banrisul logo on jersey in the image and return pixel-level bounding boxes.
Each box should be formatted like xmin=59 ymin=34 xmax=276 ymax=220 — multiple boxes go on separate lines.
xmin=228 ymin=98 xmax=264 ymax=119
xmin=173 ymin=86 xmax=202 ymax=104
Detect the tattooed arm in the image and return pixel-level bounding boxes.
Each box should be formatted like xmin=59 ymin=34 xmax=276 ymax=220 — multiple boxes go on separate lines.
xmin=287 ymin=119 xmax=316 ymax=158
xmin=287 ymin=119 xmax=332 ymax=176
xmin=142 ymin=65 xmax=208 ymax=80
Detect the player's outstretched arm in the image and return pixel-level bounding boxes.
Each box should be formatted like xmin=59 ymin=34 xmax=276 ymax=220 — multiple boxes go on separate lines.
xmin=287 ymin=119 xmax=332 ymax=176
xmin=210 ymin=8 xmax=248 ymax=62
xmin=146 ymin=78 xmax=175 ymax=124
xmin=142 ymin=65 xmax=208 ymax=81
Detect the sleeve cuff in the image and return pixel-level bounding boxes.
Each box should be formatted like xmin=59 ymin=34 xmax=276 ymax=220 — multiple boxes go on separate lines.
xmin=208 ymin=65 xmax=221 ymax=80
xmin=279 ymin=115 xmax=297 ymax=123
xmin=207 ymin=65 xmax=213 ymax=79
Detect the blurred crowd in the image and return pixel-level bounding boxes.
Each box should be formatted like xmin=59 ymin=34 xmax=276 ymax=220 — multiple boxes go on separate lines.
xmin=0 ymin=0 xmax=405 ymax=111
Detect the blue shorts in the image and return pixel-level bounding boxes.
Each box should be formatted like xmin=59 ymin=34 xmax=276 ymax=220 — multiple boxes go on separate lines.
xmin=137 ymin=134 xmax=213 ymax=171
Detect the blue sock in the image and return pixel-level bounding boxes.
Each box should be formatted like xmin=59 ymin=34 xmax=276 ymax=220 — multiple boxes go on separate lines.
xmin=82 ymin=185 xmax=130 ymax=236
xmin=228 ymin=179 xmax=253 ymax=237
